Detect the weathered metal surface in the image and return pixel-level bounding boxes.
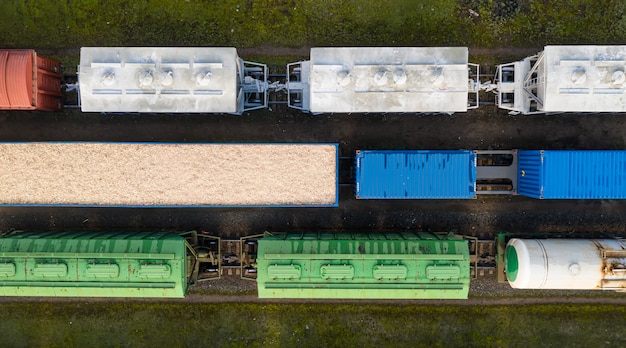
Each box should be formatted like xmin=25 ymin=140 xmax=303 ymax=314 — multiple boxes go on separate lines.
xmin=79 ymin=47 xmax=267 ymax=114
xmin=517 ymin=150 xmax=626 ymax=199
xmin=290 ymin=47 xmax=470 ymax=113
xmin=496 ymin=45 xmax=626 ymax=114
xmin=0 ymin=231 xmax=189 ymax=297
xmin=355 ymin=150 xmax=477 ymax=199
xmin=505 ymin=238 xmax=626 ymax=290
xmin=0 ymin=50 xmax=62 ymax=111
xmin=256 ymin=232 xmax=471 ymax=299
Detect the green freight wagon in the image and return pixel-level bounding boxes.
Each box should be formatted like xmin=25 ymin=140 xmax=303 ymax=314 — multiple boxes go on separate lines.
xmin=0 ymin=231 xmax=198 ymax=298
xmin=256 ymin=232 xmax=471 ymax=299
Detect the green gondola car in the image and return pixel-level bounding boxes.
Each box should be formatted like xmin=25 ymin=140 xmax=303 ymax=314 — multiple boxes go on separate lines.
xmin=0 ymin=231 xmax=196 ymax=298
xmin=256 ymin=232 xmax=471 ymax=299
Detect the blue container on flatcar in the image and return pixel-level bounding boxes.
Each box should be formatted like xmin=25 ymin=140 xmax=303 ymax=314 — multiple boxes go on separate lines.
xmin=355 ymin=150 xmax=477 ymax=199
xmin=517 ymin=150 xmax=626 ymax=199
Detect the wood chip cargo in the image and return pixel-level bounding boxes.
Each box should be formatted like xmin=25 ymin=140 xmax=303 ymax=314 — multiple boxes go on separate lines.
xmin=0 ymin=143 xmax=338 ymax=207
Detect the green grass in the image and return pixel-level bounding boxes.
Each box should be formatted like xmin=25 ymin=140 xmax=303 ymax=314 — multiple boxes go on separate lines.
xmin=0 ymin=302 xmax=623 ymax=347
xmin=244 ymin=55 xmax=308 ymax=74
xmin=0 ymin=0 xmax=463 ymax=49
xmin=3 ymin=0 xmax=625 ymax=53
xmin=465 ymin=0 xmax=626 ymax=47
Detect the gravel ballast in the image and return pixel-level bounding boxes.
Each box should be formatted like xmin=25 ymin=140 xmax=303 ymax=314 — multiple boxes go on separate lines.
xmin=0 ymin=143 xmax=337 ymax=206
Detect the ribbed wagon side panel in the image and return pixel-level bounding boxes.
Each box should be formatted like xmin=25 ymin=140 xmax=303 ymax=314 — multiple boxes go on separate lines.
xmin=256 ymin=232 xmax=471 ymax=299
xmin=35 ymin=53 xmax=63 ymax=111
xmin=0 ymin=51 xmax=10 ymax=107
xmin=355 ymin=150 xmax=476 ymax=199
xmin=8 ymin=51 xmax=32 ymax=108
xmin=35 ymin=54 xmax=62 ymax=73
xmin=518 ymin=150 xmax=626 ymax=199
xmin=3 ymin=50 xmax=33 ymax=109
xmin=517 ymin=150 xmax=543 ymax=199
xmin=541 ymin=150 xmax=626 ymax=199
xmin=0 ymin=50 xmax=62 ymax=111
xmin=0 ymin=231 xmax=188 ymax=298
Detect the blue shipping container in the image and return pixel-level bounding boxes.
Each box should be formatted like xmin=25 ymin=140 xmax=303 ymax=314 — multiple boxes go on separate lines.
xmin=517 ymin=150 xmax=626 ymax=199
xmin=355 ymin=150 xmax=477 ymax=199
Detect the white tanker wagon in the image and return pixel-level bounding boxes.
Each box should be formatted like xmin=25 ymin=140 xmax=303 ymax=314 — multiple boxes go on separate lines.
xmin=78 ymin=47 xmax=269 ymax=114
xmin=493 ymin=45 xmax=626 ymax=115
xmin=504 ymin=238 xmax=626 ymax=291
xmin=285 ymin=47 xmax=481 ymax=114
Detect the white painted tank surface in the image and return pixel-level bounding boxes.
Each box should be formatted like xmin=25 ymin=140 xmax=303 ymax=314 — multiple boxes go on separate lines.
xmin=495 ymin=45 xmax=626 ymax=114
xmin=79 ymin=47 xmax=240 ymax=113
xmin=305 ymin=47 xmax=471 ymax=113
xmin=505 ymin=238 xmax=626 ymax=290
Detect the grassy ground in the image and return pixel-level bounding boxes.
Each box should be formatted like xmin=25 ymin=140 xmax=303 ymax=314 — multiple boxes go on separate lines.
xmin=0 ymin=301 xmax=623 ymax=347
xmin=1 ymin=0 xmax=625 ymax=51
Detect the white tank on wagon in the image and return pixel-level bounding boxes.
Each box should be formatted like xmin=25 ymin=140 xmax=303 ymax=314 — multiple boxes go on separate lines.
xmin=286 ymin=47 xmax=480 ymax=114
xmin=494 ymin=45 xmax=626 ymax=114
xmin=505 ymin=238 xmax=626 ymax=290
xmin=79 ymin=47 xmax=267 ymax=114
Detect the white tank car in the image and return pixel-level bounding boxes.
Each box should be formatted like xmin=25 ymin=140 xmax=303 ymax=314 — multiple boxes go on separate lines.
xmin=505 ymin=238 xmax=626 ymax=290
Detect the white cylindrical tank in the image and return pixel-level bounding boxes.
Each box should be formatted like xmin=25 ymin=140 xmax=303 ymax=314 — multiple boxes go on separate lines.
xmin=505 ymin=238 xmax=626 ymax=290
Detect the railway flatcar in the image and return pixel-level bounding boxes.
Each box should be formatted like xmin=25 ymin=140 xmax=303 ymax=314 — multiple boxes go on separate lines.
xmin=78 ymin=47 xmax=268 ymax=114
xmin=0 ymin=49 xmax=63 ymax=111
xmin=355 ymin=149 xmax=626 ymax=200
xmin=286 ymin=47 xmax=479 ymax=113
xmin=0 ymin=142 xmax=338 ymax=207
xmin=494 ymin=45 xmax=626 ymax=114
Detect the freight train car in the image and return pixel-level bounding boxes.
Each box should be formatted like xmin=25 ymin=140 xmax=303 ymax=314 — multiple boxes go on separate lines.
xmin=249 ymin=232 xmax=471 ymax=299
xmin=0 ymin=49 xmax=63 ymax=111
xmin=517 ymin=150 xmax=626 ymax=199
xmin=355 ymin=149 xmax=626 ymax=200
xmin=78 ymin=47 xmax=268 ymax=114
xmin=286 ymin=47 xmax=480 ymax=113
xmin=355 ymin=150 xmax=477 ymax=199
xmin=0 ymin=142 xmax=338 ymax=207
xmin=0 ymin=231 xmax=196 ymax=297
xmin=503 ymin=238 xmax=626 ymax=291
xmin=494 ymin=45 xmax=626 ymax=114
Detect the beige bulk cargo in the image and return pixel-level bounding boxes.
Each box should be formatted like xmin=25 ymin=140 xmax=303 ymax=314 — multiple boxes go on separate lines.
xmin=0 ymin=143 xmax=338 ymax=207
